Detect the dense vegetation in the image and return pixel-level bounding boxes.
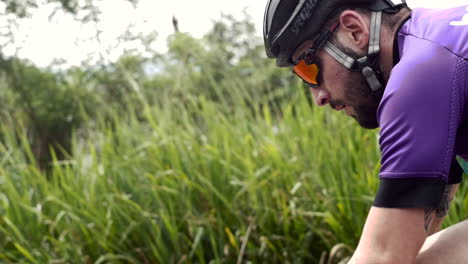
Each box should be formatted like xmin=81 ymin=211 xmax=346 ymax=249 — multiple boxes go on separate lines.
xmin=0 ymin=7 xmax=467 ymax=264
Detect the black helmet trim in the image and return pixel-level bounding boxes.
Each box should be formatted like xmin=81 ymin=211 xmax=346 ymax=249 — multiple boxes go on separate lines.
xmin=272 ymin=0 xmax=319 ymax=52
xmin=264 ymin=0 xmax=321 ymax=63
xmin=263 ymin=0 xmax=281 ymax=41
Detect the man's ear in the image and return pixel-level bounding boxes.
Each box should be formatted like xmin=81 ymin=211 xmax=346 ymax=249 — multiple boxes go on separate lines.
xmin=338 ymin=10 xmax=370 ymax=50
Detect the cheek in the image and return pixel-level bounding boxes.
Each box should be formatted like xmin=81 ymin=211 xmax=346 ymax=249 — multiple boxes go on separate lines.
xmin=319 ymin=53 xmax=349 ymax=95
xmin=321 ymin=67 xmax=350 ymax=98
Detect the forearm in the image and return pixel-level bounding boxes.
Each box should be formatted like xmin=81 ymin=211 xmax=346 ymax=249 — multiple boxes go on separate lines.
xmin=349 ymin=184 xmax=459 ymax=264
xmin=349 ymin=207 xmax=427 ymax=264
xmin=416 ymin=220 xmax=468 ymax=264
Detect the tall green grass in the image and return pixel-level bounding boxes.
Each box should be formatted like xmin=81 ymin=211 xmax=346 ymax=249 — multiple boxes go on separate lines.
xmin=2 ymin=80 xmax=466 ymax=263
xmin=1 ymin=28 xmax=467 ymax=262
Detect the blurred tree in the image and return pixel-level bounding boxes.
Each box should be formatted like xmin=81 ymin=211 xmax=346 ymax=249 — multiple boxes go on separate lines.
xmin=0 ymin=0 xmax=138 ymax=19
xmin=0 ymin=0 xmax=141 ymax=59
xmin=0 ymin=0 xmax=154 ymax=169
xmin=0 ymin=5 xmax=304 ymax=169
xmin=162 ymin=13 xmax=302 ymax=118
xmin=0 ymin=56 xmax=94 ymax=168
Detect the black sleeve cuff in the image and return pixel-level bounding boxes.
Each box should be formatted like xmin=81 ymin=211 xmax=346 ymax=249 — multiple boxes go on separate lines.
xmin=449 ymin=158 xmax=463 ymax=184
xmin=373 ymin=178 xmax=446 ymax=208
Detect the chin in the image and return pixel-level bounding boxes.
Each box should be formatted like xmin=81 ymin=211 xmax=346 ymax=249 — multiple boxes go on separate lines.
xmin=351 ymin=103 xmax=381 ymax=129
xmin=354 ymin=115 xmax=379 ymax=130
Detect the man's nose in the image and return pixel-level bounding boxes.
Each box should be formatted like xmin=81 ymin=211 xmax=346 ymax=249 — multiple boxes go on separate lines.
xmin=310 ymin=88 xmax=330 ymax=106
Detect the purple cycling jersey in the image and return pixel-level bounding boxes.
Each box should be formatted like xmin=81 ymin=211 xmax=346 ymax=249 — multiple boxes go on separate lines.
xmin=374 ymin=5 xmax=468 ymax=208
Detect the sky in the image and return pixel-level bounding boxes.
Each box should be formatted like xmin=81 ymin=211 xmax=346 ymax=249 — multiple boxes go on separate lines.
xmin=0 ymin=0 xmax=466 ymax=67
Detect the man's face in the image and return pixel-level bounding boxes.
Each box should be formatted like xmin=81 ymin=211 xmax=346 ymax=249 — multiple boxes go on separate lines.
xmin=292 ymin=40 xmax=382 ymax=129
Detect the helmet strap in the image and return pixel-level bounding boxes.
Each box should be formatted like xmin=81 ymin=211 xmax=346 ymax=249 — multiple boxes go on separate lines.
xmin=322 ymin=11 xmax=384 ymax=93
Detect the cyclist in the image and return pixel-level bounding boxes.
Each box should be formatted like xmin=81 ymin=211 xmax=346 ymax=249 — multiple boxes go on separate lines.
xmin=263 ymin=0 xmax=468 ymax=263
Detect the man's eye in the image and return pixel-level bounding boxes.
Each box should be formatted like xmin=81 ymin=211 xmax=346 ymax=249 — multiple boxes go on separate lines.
xmin=304 ymin=53 xmax=316 ymax=64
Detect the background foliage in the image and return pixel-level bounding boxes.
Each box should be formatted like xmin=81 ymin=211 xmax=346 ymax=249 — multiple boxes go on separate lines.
xmin=0 ymin=1 xmax=466 ymax=263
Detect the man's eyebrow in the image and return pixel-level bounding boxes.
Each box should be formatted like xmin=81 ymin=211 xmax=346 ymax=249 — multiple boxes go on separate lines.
xmin=292 ymin=40 xmax=314 ymax=61
xmin=292 ymin=31 xmax=323 ymax=57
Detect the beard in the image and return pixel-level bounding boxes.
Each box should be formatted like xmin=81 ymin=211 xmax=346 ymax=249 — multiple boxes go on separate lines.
xmin=325 ymin=41 xmax=386 ymax=129
xmin=329 ymin=70 xmax=383 ymax=129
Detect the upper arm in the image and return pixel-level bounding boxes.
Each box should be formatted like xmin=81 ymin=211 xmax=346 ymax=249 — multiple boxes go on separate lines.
xmin=351 ymin=207 xmax=427 ymax=264
xmin=375 ymin=39 xmax=465 ymax=209
xmin=351 ymin=39 xmax=466 ymax=264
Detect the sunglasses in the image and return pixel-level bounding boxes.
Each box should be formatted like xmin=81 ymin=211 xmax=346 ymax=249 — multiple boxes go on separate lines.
xmin=293 ymin=22 xmax=339 ymax=88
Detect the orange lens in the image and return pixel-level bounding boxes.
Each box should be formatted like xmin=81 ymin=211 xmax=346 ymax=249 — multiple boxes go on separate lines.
xmin=293 ymin=60 xmax=319 ymax=85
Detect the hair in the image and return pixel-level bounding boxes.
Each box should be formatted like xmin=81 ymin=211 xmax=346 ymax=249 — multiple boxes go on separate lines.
xmin=321 ymin=7 xmax=411 ymax=57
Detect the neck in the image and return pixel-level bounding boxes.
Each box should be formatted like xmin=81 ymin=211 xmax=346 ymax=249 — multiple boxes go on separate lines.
xmin=378 ymin=11 xmax=411 ymax=83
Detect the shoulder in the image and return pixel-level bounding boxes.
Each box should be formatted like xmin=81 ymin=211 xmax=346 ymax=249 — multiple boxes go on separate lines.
xmin=400 ymin=6 xmax=468 ymax=58
xmin=378 ymin=37 xmax=459 ymax=127
xmin=376 ymin=38 xmax=463 ymax=179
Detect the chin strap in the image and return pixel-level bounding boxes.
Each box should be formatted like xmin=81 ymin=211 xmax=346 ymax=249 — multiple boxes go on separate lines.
xmin=323 ymin=11 xmax=384 ymax=93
